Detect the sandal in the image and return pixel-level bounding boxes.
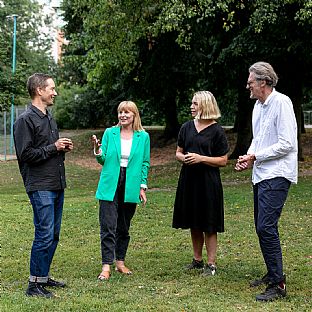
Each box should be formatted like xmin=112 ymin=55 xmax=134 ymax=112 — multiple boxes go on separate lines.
xmin=98 ymin=270 xmax=111 ymax=280
xmin=115 ymin=266 xmax=132 ymax=275
xmin=98 ymin=265 xmax=111 ymax=280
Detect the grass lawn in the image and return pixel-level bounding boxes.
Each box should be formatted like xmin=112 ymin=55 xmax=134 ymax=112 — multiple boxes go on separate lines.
xmin=1 ymin=130 xmax=311 ymax=312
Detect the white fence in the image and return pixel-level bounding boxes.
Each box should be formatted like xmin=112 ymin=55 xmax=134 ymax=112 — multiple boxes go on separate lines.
xmin=304 ymin=111 xmax=312 ymax=126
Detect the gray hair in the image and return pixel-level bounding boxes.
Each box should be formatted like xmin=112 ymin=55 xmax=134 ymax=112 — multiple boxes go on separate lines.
xmin=249 ymin=62 xmax=278 ymax=87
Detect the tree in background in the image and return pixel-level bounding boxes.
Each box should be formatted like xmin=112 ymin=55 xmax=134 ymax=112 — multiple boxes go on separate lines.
xmin=151 ymin=0 xmax=312 ymax=158
xmin=0 ymin=0 xmax=55 ymax=112
xmin=60 ymin=0 xmax=233 ymax=135
xmin=60 ymin=0 xmax=312 ymax=158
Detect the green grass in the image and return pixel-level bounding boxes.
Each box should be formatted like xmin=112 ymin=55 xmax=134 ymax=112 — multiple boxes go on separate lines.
xmin=1 ymin=136 xmax=311 ymax=311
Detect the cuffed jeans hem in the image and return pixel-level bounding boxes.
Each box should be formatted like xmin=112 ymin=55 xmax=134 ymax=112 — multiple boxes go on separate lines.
xmin=102 ymin=261 xmax=115 ymax=265
xmin=29 ymin=275 xmax=49 ymax=283
xmin=101 ymin=258 xmax=125 ymax=265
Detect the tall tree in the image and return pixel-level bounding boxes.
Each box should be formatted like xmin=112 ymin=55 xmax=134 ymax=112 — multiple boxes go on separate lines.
xmin=150 ymin=0 xmax=312 ymax=158
xmin=61 ymin=0 xmax=237 ymax=135
xmin=61 ymin=0 xmax=312 ymax=159
xmin=0 ymin=0 xmax=55 ymax=112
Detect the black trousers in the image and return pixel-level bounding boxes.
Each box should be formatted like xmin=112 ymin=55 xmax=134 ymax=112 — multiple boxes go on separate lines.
xmin=99 ymin=167 xmax=136 ymax=265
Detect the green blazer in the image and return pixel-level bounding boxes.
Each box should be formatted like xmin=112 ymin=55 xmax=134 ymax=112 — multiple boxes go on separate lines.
xmin=95 ymin=126 xmax=150 ymax=203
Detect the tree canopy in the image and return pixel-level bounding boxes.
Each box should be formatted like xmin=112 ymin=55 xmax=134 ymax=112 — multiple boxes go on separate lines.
xmin=60 ymin=0 xmax=312 ymax=157
xmin=0 ymin=0 xmax=55 ymax=112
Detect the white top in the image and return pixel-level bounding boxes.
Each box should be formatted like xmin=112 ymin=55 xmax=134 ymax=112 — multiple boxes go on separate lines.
xmin=120 ymin=138 xmax=133 ymax=167
xmin=247 ymin=89 xmax=298 ymax=184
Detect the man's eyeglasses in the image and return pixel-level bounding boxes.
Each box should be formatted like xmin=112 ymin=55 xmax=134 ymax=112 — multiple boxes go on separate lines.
xmin=247 ymin=78 xmax=273 ymax=87
xmin=246 ymin=79 xmax=258 ymax=87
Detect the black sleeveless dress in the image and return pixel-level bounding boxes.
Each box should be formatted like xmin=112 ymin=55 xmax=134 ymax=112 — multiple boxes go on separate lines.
xmin=172 ymin=121 xmax=229 ymax=233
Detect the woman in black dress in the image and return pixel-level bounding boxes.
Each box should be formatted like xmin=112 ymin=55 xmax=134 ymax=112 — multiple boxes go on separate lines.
xmin=173 ymin=91 xmax=229 ymax=276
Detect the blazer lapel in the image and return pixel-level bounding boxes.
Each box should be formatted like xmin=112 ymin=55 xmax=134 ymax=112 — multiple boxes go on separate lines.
xmin=112 ymin=127 xmax=121 ymax=160
xmin=128 ymin=131 xmax=140 ymax=164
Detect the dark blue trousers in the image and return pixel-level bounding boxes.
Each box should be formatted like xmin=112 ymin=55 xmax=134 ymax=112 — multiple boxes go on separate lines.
xmin=253 ymin=177 xmax=291 ymax=284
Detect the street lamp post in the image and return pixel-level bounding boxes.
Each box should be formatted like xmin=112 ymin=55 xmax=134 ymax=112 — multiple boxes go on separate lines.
xmin=7 ymin=14 xmax=18 ymax=158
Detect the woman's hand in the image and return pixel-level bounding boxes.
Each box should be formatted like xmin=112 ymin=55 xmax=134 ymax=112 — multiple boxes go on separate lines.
xmin=91 ymin=135 xmax=101 ymax=153
xmin=184 ymin=152 xmax=202 ymax=165
xmin=139 ymin=188 xmax=147 ymax=206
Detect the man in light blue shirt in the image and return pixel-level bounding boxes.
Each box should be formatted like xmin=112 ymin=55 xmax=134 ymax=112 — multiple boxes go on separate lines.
xmin=235 ymin=62 xmax=298 ymax=301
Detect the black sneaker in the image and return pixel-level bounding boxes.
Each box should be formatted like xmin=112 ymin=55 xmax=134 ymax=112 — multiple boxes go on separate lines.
xmin=202 ymin=263 xmax=217 ymax=276
xmin=185 ymin=258 xmax=204 ymax=270
xmin=250 ymin=273 xmax=286 ymax=288
xmin=26 ymin=282 xmax=54 ymax=298
xmin=42 ymin=277 xmax=66 ymax=288
xmin=250 ymin=273 xmax=270 ymax=287
xmin=255 ymin=283 xmax=286 ymax=301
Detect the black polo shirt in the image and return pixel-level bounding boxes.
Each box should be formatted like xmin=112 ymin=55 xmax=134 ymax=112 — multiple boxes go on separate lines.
xmin=13 ymin=104 xmax=66 ymax=193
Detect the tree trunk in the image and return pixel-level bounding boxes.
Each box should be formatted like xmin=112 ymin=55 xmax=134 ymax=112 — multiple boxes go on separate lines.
xmin=163 ymin=95 xmax=180 ymax=141
xmin=229 ymin=94 xmax=254 ymax=159
xmin=230 ymin=87 xmax=304 ymax=161
xmin=292 ymin=96 xmax=304 ymax=161
xmin=277 ymin=59 xmax=304 ymax=161
xmin=301 ymin=109 xmax=305 ymax=134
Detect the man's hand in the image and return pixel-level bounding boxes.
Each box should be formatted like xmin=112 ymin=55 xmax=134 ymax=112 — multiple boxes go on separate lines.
xmin=55 ymin=138 xmax=73 ymax=152
xmin=235 ymin=154 xmax=255 ymax=171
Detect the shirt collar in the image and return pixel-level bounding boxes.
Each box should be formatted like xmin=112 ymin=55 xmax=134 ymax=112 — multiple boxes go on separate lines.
xmin=29 ymin=104 xmax=50 ymax=119
xmin=262 ymin=88 xmax=276 ymax=106
xmin=256 ymin=88 xmax=276 ymax=107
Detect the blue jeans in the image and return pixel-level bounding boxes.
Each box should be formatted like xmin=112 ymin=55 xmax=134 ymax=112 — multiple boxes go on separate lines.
xmin=28 ymin=190 xmax=64 ymax=282
xmin=253 ymin=177 xmax=290 ymax=284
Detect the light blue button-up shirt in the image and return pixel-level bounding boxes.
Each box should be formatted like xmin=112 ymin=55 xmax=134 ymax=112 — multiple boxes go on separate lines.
xmin=247 ymin=89 xmax=298 ymax=184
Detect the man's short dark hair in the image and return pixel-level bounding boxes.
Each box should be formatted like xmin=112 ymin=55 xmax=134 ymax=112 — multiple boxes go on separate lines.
xmin=27 ymin=73 xmax=53 ymax=99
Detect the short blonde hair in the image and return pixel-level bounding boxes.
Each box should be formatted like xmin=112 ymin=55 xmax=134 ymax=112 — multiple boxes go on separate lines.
xmin=193 ymin=91 xmax=221 ymax=120
xmin=117 ymin=101 xmax=144 ymax=131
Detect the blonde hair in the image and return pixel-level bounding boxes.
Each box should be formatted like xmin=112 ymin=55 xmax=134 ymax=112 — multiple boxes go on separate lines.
xmin=117 ymin=101 xmax=144 ymax=131
xmin=193 ymin=91 xmax=221 ymax=120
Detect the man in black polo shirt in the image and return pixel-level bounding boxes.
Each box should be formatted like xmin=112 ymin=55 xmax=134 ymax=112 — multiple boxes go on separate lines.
xmin=14 ymin=73 xmax=73 ymax=298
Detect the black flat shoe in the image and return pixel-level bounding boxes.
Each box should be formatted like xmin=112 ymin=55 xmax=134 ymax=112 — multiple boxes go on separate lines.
xmin=250 ymin=273 xmax=270 ymax=287
xmin=256 ymin=283 xmax=286 ymax=301
xmin=26 ymin=282 xmax=54 ymax=298
xmin=42 ymin=277 xmax=66 ymax=288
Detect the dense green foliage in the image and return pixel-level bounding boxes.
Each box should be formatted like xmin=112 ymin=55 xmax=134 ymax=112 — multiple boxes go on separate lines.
xmin=59 ymin=0 xmax=312 ymax=149
xmin=0 ymin=0 xmax=55 ymax=112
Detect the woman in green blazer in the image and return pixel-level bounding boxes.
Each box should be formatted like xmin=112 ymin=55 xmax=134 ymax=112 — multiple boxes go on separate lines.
xmin=92 ymin=101 xmax=150 ymax=281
